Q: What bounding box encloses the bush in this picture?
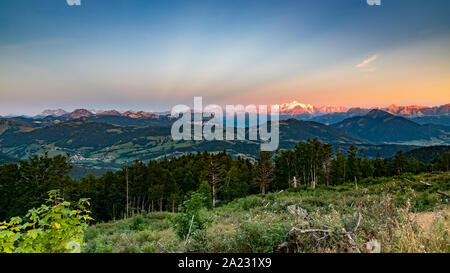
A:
[173,191,210,239]
[227,195,262,211]
[0,190,92,253]
[234,217,289,253]
[129,214,145,231]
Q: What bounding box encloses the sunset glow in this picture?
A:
[0,0,449,115]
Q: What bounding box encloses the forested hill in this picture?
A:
[404,145,450,163]
[1,139,448,223]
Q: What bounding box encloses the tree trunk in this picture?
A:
[125,166,129,218]
[212,172,216,209]
[210,158,217,209]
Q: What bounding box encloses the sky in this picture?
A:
[0,0,449,115]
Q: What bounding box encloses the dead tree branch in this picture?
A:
[344,229,361,253]
[437,191,450,198]
[288,227,330,235]
[185,214,195,246]
[403,178,449,198]
[353,203,362,233]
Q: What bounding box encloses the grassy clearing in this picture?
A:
[83,173,449,253]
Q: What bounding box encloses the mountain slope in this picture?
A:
[409,115,450,126]
[404,145,450,163]
[278,119,367,144]
[88,114,175,127]
[0,119,171,149]
[0,119,37,136]
[307,108,370,124]
[331,110,450,144]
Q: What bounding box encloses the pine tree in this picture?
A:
[256,151,273,195]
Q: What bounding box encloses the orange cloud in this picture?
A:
[355,54,379,68]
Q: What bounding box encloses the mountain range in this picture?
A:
[4,101,446,127]
[0,101,448,171]
[279,102,450,125]
[0,106,449,170]
[279,101,449,117]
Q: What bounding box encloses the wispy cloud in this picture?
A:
[355,54,379,68]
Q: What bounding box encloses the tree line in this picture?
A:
[0,139,448,222]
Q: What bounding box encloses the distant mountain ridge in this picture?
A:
[278,102,449,117]
[45,109,162,119]
[282,103,450,126]
[36,102,449,120]
[41,109,68,117]
[331,109,450,145]
[2,102,449,130]
[383,104,449,117]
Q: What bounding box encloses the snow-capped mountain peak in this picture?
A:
[279,101,347,115]
[280,101,315,113]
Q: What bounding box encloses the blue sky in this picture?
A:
[0,0,449,115]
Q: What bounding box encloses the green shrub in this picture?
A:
[129,214,145,231]
[233,217,289,253]
[0,190,92,253]
[173,191,210,239]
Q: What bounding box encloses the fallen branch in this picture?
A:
[184,214,195,246]
[404,178,431,187]
[437,191,450,198]
[418,180,433,187]
[353,203,362,233]
[288,227,330,235]
[344,230,361,253]
[403,178,449,198]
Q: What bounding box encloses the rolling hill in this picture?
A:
[278,119,366,144]
[0,119,37,136]
[0,118,171,149]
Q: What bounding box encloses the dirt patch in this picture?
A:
[413,208,450,233]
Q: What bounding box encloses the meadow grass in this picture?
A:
[83,172,449,253]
